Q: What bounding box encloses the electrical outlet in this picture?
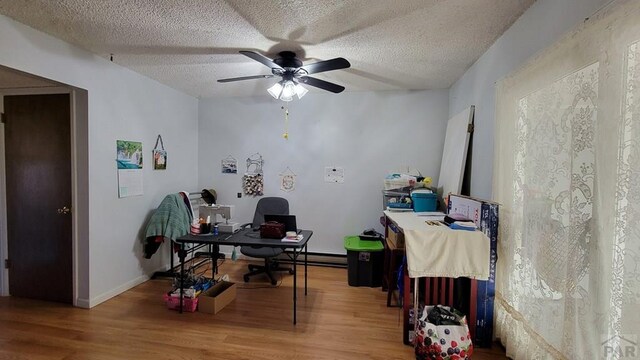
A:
[237,192,242,198]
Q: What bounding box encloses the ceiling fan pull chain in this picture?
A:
[282,106,289,140]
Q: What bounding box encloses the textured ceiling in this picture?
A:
[0,0,535,98]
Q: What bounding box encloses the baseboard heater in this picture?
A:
[276,251,347,268]
[154,248,348,279]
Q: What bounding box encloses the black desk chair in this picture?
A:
[241,197,293,285]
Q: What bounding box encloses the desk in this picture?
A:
[383,211,490,344]
[175,229,313,324]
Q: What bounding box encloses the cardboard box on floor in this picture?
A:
[199,281,236,314]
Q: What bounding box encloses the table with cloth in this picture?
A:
[383,211,490,344]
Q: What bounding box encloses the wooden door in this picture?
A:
[4,94,72,303]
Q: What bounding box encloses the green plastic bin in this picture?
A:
[344,236,384,287]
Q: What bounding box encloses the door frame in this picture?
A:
[0,86,81,306]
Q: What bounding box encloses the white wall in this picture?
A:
[199,90,449,254]
[449,0,610,199]
[0,14,199,306]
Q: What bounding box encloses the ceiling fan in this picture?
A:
[218,50,351,101]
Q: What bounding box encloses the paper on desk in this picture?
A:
[421,215,445,221]
[415,211,445,221]
[386,206,413,212]
[281,234,304,242]
[415,211,445,216]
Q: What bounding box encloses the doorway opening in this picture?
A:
[0,64,88,306]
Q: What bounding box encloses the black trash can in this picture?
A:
[344,236,384,287]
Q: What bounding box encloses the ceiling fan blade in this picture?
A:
[239,51,284,70]
[300,76,345,93]
[299,58,350,75]
[217,74,276,83]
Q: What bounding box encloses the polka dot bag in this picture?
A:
[415,305,473,360]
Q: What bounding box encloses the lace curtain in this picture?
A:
[494,1,640,359]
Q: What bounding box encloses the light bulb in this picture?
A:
[281,81,295,99]
[267,82,283,99]
[294,83,308,99]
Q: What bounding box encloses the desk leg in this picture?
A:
[209,244,215,275]
[293,249,297,325]
[470,279,477,341]
[413,277,419,345]
[304,243,308,296]
[213,244,220,276]
[178,244,186,314]
[403,265,411,345]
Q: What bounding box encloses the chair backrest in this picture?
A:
[251,197,289,228]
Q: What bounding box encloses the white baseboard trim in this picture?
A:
[76,297,91,309]
[77,251,346,309]
[84,272,152,308]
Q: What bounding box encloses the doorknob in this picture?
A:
[57,206,71,215]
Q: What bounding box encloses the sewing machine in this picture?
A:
[199,204,240,233]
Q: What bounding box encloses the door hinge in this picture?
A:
[467,123,474,133]
[1,113,5,124]
[4,259,10,269]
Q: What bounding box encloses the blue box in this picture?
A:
[411,190,437,212]
[475,202,498,347]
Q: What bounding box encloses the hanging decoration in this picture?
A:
[152,135,167,170]
[281,106,289,140]
[221,155,237,174]
[242,153,264,196]
[279,167,296,192]
[243,173,264,196]
[245,152,264,174]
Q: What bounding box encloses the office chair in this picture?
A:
[241,197,294,285]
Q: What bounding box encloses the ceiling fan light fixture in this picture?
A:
[222,51,350,98]
[294,83,308,99]
[280,80,296,101]
[267,80,300,101]
[267,81,283,99]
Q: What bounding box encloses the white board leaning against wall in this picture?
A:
[436,106,474,206]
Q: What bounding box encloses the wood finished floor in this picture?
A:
[0,260,507,359]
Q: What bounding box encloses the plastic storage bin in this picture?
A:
[344,236,384,287]
[411,189,437,212]
[382,186,412,210]
[163,293,198,312]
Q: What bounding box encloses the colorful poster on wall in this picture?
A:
[116,140,143,197]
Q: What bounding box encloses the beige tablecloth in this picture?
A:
[384,211,490,280]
